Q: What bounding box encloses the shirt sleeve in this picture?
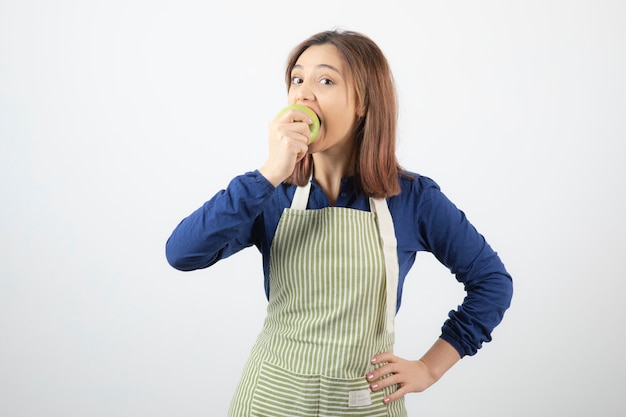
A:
[415,177,513,357]
[165,170,276,271]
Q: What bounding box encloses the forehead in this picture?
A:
[294,44,346,73]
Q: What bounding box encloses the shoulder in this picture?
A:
[390,171,461,225]
[393,170,443,203]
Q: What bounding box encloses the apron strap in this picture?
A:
[291,182,398,334]
[370,197,399,334]
[291,180,312,210]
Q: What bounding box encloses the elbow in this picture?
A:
[165,237,200,272]
[503,272,514,308]
[486,271,513,312]
[166,256,189,272]
[165,237,218,272]
[475,271,514,322]
[165,250,206,272]
[465,250,514,313]
[165,241,190,271]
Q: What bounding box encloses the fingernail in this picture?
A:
[371,383,379,390]
[371,357,377,363]
[383,397,391,404]
[367,373,374,380]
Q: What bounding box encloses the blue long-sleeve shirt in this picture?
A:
[165,170,513,357]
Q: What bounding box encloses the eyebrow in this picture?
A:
[293,63,341,74]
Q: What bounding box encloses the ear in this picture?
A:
[356,102,366,117]
[353,88,366,117]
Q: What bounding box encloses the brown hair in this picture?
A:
[284,30,402,198]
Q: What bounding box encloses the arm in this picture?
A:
[165,171,276,271]
[166,106,312,272]
[368,176,513,402]
[418,180,513,357]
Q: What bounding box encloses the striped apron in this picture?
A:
[229,181,406,417]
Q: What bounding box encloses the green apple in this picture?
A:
[275,104,320,144]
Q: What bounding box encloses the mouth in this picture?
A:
[283,104,321,142]
[308,107,321,126]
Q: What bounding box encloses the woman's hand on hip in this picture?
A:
[367,338,461,404]
[366,353,437,404]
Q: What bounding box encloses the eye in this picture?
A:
[291,76,303,85]
[320,77,334,85]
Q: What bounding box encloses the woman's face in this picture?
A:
[288,44,361,153]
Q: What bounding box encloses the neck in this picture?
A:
[312,147,355,206]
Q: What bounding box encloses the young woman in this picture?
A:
[166,29,513,417]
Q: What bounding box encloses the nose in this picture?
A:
[294,80,314,103]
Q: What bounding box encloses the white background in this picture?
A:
[1,0,624,416]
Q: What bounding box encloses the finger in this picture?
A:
[284,108,314,125]
[369,373,400,391]
[295,144,309,162]
[273,132,309,154]
[277,124,311,144]
[371,352,396,366]
[382,386,409,405]
[368,357,402,381]
[366,364,392,383]
[275,109,314,132]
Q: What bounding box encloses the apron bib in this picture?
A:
[229,182,406,417]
